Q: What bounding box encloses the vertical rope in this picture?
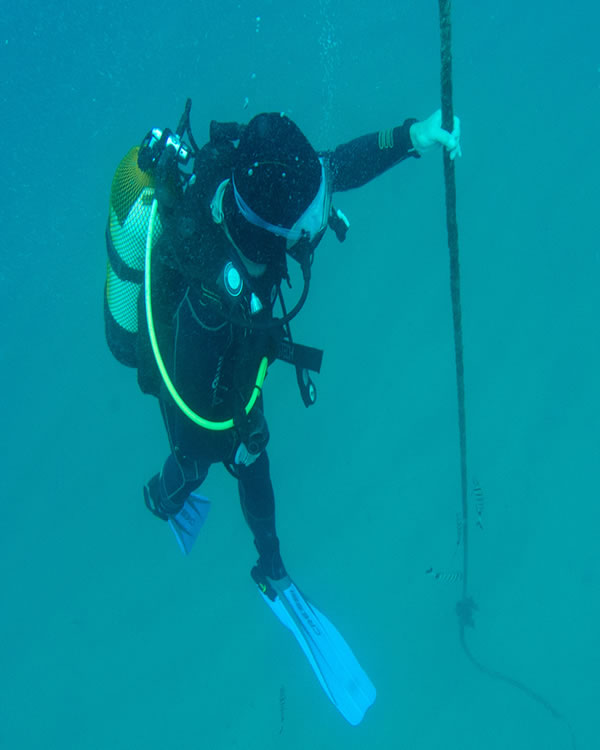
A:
[437,4,577,746]
[438,0,470,610]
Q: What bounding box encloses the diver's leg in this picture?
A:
[238,451,287,580]
[144,381,230,519]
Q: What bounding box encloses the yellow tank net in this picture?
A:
[110,147,154,225]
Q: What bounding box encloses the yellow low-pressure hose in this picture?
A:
[144,198,267,430]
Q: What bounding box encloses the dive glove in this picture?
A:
[410,109,461,160]
[235,408,270,466]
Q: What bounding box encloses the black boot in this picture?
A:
[143,473,185,520]
[250,536,287,601]
[255,534,287,581]
[243,509,287,580]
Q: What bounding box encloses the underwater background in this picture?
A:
[1,0,598,748]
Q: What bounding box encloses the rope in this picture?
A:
[437,3,576,747]
[438,0,469,606]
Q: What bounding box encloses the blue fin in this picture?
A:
[257,575,376,725]
[168,493,211,555]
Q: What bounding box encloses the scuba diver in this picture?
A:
[104,103,460,725]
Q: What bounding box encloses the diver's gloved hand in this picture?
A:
[410,109,461,160]
[143,474,184,520]
[235,442,262,467]
[234,408,270,467]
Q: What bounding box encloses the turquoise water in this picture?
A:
[1,1,598,748]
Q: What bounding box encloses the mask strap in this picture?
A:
[232,161,328,243]
[210,179,230,224]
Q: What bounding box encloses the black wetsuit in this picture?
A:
[140,117,419,579]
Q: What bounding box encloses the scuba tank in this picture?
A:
[104,146,163,367]
[104,111,193,368]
